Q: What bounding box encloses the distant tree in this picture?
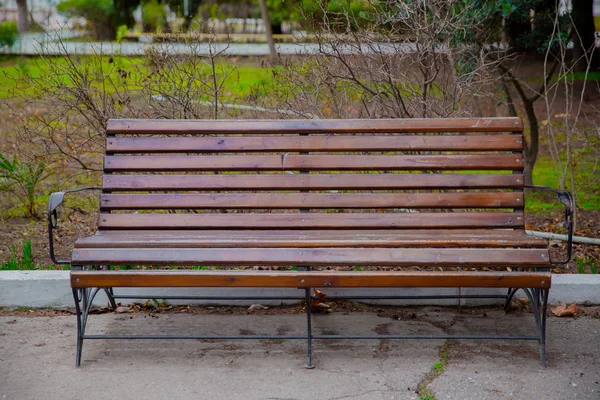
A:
[57,0,116,40]
[571,0,599,71]
[259,0,277,62]
[503,0,567,54]
[502,0,598,71]
[114,0,141,29]
[264,0,297,34]
[16,0,29,32]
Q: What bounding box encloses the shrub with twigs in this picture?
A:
[0,153,49,218]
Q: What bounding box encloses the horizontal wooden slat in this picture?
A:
[100,193,523,210]
[71,270,550,289]
[71,271,550,289]
[107,118,524,134]
[102,174,524,191]
[71,247,549,267]
[98,212,524,229]
[104,155,523,172]
[106,135,524,153]
[75,229,548,249]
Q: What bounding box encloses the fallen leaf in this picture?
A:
[247,304,269,312]
[551,302,579,317]
[313,288,327,298]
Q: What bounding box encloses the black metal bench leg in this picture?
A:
[526,287,550,368]
[305,287,315,369]
[504,288,519,311]
[539,288,550,368]
[72,267,104,368]
[72,287,84,367]
[99,266,117,309]
[103,287,117,309]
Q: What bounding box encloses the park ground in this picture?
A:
[0,303,599,399]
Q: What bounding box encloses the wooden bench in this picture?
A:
[47,118,573,368]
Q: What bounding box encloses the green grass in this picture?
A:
[0,239,35,270]
[576,257,598,274]
[418,340,449,400]
[527,154,600,213]
[0,56,275,100]
[0,56,135,97]
[528,71,600,83]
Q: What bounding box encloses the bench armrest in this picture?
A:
[524,184,574,265]
[48,187,101,265]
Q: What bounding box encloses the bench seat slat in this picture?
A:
[107,118,524,134]
[71,270,550,289]
[98,212,524,229]
[104,155,524,172]
[102,174,524,191]
[100,193,524,210]
[106,135,524,153]
[72,247,549,266]
[75,229,548,248]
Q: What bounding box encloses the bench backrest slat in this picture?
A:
[100,193,523,210]
[106,135,524,153]
[107,118,523,134]
[101,118,524,231]
[104,154,523,172]
[102,174,524,191]
[98,212,523,229]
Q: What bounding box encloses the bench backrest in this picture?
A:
[99,118,525,231]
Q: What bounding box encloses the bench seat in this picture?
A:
[73,229,550,267]
[75,229,548,249]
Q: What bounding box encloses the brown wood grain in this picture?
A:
[102,174,524,191]
[71,247,549,266]
[99,192,524,210]
[97,212,524,229]
[75,229,548,249]
[70,270,550,289]
[106,118,524,134]
[104,155,524,172]
[106,135,524,153]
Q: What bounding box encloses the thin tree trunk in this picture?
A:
[16,0,29,33]
[258,0,277,64]
[520,97,539,186]
[571,0,599,72]
[500,61,559,185]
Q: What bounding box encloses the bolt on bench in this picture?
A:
[48,118,573,368]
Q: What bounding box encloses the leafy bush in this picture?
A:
[0,21,18,48]
[0,153,48,218]
[116,24,128,43]
[142,0,167,33]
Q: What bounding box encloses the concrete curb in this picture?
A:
[1,271,599,308]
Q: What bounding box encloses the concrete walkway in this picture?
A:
[0,31,331,56]
[0,307,598,399]
[5,31,600,57]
